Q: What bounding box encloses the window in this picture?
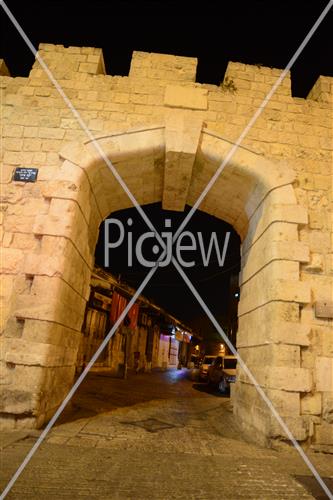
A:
[223,358,237,369]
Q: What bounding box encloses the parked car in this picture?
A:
[208,355,237,393]
[199,355,216,380]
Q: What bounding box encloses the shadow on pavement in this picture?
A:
[294,475,333,500]
[54,368,216,426]
[192,382,229,398]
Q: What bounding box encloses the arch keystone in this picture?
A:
[162,111,203,211]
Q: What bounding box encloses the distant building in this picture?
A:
[76,267,194,376]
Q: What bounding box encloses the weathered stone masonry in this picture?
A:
[0,44,332,450]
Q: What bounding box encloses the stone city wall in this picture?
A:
[0,44,332,450]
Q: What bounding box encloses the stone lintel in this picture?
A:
[164,85,208,110]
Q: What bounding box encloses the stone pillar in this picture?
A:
[233,188,312,445]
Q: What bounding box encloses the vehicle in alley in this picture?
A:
[208,355,237,392]
[199,355,216,380]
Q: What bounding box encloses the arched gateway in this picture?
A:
[1,45,332,451]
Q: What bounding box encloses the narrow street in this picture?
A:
[1,369,333,499]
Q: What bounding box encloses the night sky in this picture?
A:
[1,0,332,94]
[1,0,332,328]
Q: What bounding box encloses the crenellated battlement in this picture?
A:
[31,43,106,77]
[1,43,332,188]
[0,58,10,76]
[307,75,333,103]
[2,43,332,103]
[223,61,291,97]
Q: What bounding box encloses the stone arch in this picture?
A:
[6,122,311,443]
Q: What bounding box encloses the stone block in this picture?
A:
[0,418,16,431]
[301,393,322,415]
[38,127,65,139]
[0,274,14,299]
[326,253,333,274]
[3,316,25,339]
[307,276,333,305]
[164,85,208,110]
[311,326,333,357]
[323,393,333,423]
[3,138,23,151]
[241,239,309,283]
[78,62,99,74]
[7,197,49,217]
[32,199,93,267]
[0,388,37,415]
[163,112,203,211]
[14,276,86,331]
[12,233,39,250]
[304,253,324,273]
[232,382,305,444]
[309,209,326,229]
[315,357,333,391]
[238,366,312,392]
[314,422,333,445]
[0,247,24,273]
[5,337,78,367]
[232,383,271,445]
[307,230,331,253]
[41,178,92,222]
[129,51,197,82]
[246,184,297,219]
[238,318,310,348]
[22,138,42,151]
[272,324,310,346]
[239,263,311,316]
[23,236,91,299]
[2,125,24,138]
[41,138,63,152]
[269,415,309,441]
[266,389,300,416]
[246,203,308,251]
[22,319,81,350]
[0,361,14,385]
[238,344,300,368]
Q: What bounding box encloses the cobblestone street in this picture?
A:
[1,369,333,499]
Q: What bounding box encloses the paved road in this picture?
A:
[1,369,333,499]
